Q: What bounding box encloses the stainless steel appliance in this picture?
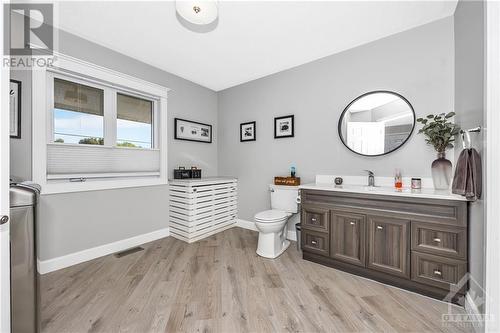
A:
[10,183,40,333]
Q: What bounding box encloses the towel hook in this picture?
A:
[460,126,481,149]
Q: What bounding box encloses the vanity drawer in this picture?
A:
[411,252,467,292]
[411,222,467,260]
[302,206,329,232]
[302,229,329,256]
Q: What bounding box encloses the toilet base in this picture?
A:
[256,230,291,259]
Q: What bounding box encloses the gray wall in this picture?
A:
[11,29,219,260]
[454,0,485,312]
[9,69,31,181]
[218,17,455,224]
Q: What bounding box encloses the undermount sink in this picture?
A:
[363,185,381,190]
[342,184,408,193]
[336,184,383,191]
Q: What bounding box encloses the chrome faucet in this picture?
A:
[364,170,375,187]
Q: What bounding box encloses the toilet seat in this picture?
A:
[254,210,289,222]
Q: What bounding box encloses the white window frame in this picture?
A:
[32,53,169,194]
[47,72,159,149]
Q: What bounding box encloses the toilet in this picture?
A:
[254,184,299,258]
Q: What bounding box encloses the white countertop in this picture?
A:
[169,177,237,186]
[299,183,467,201]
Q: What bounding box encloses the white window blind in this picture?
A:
[46,144,160,179]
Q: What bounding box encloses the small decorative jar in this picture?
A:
[411,178,422,190]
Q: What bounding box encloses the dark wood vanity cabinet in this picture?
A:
[300,189,468,303]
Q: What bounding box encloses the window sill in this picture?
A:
[41,175,167,195]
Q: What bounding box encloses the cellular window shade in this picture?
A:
[117,93,152,124]
[47,144,160,178]
[54,78,104,116]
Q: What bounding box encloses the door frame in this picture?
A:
[485,1,500,331]
[0,2,11,332]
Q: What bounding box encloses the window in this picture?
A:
[117,93,153,148]
[53,78,104,145]
[31,54,169,194]
[49,74,157,149]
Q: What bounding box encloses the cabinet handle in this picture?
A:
[377,225,384,230]
[350,222,355,225]
[311,240,317,245]
[433,238,441,243]
[433,269,442,276]
[311,218,317,222]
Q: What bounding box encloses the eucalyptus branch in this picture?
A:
[416,112,461,153]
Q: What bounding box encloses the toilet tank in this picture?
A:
[270,184,299,213]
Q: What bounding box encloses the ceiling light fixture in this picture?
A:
[176,1,218,26]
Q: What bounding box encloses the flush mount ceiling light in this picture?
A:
[176,1,218,26]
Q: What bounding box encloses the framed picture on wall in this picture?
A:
[174,118,212,143]
[10,79,21,139]
[274,115,294,139]
[240,121,256,142]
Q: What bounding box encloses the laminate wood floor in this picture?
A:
[41,227,472,333]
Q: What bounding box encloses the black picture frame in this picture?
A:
[337,90,416,157]
[174,118,212,143]
[274,115,294,139]
[240,121,256,142]
[10,79,21,139]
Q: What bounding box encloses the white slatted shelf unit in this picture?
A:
[169,177,238,243]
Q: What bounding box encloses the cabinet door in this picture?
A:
[330,211,366,266]
[368,216,410,278]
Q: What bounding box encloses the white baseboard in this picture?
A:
[236,218,297,241]
[465,292,484,332]
[236,218,258,231]
[38,227,170,275]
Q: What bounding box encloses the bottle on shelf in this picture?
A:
[395,169,403,189]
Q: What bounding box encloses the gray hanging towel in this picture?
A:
[452,148,482,200]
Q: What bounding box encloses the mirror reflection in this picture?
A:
[339,91,415,156]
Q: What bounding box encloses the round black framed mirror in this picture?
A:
[338,91,415,157]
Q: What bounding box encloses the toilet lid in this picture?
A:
[255,210,288,222]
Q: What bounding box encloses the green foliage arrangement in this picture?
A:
[78,137,104,145]
[77,138,140,148]
[117,141,139,148]
[416,112,460,153]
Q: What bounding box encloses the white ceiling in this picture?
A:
[56,1,458,91]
